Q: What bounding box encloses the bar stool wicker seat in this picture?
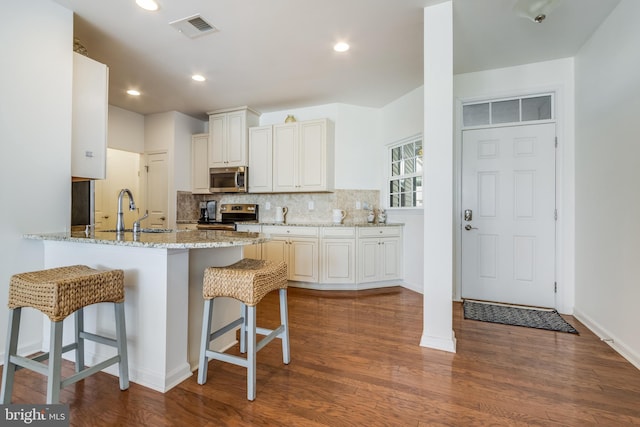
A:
[1,265,129,404]
[198,258,290,401]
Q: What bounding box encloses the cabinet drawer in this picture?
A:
[321,227,355,238]
[262,225,319,237]
[358,226,401,238]
[236,224,261,233]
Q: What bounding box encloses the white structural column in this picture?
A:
[420,1,456,353]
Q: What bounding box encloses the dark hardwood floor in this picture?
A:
[4,286,640,426]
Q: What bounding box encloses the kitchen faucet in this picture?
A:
[116,188,136,233]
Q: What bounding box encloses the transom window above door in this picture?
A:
[463,94,554,128]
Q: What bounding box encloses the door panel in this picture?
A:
[146,152,168,229]
[461,123,556,307]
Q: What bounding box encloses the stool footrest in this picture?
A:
[60,355,121,388]
[205,350,248,368]
[209,317,244,342]
[80,331,117,348]
[9,355,49,376]
[256,325,285,353]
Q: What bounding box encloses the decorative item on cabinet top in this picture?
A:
[284,115,296,123]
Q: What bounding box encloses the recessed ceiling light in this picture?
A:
[136,0,159,12]
[127,89,141,96]
[192,74,206,82]
[333,42,350,53]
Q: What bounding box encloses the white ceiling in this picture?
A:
[54,0,620,120]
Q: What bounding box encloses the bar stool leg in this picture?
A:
[247,305,257,401]
[198,299,214,385]
[279,289,291,365]
[239,303,247,354]
[1,308,21,404]
[47,321,64,404]
[74,308,85,373]
[114,302,129,390]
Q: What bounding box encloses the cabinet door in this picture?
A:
[380,238,401,281]
[225,110,247,167]
[191,134,210,194]
[298,119,326,191]
[289,238,318,282]
[248,126,273,192]
[209,114,226,167]
[321,239,355,283]
[358,239,380,283]
[272,124,298,192]
[72,52,108,179]
[262,238,288,264]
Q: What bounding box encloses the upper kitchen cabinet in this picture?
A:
[71,52,108,179]
[272,118,334,193]
[248,125,273,193]
[191,133,210,194]
[208,107,259,168]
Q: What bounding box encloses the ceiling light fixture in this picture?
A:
[136,0,159,12]
[127,89,141,96]
[513,0,562,23]
[333,42,350,53]
[192,74,206,82]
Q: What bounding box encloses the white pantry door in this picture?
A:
[146,152,168,229]
[461,123,556,307]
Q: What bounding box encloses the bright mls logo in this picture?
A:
[1,405,69,426]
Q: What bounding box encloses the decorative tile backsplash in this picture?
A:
[177,190,380,224]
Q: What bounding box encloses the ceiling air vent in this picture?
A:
[169,14,217,39]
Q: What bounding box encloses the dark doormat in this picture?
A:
[463,300,579,334]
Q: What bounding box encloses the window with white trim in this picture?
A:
[388,134,423,208]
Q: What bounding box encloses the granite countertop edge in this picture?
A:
[24,230,268,249]
[237,222,404,227]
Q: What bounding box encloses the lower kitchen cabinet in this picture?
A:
[261,226,319,282]
[236,224,402,288]
[236,224,262,259]
[358,227,402,284]
[320,227,356,284]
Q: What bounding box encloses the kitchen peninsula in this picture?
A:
[24,229,268,393]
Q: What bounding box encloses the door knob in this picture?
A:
[464,224,478,231]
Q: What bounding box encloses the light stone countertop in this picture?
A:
[238,221,404,227]
[24,229,268,249]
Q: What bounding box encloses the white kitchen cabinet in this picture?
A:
[320,227,356,284]
[262,226,319,282]
[248,126,273,192]
[358,226,402,283]
[272,119,334,193]
[71,52,108,179]
[191,133,210,194]
[236,223,262,259]
[208,107,259,168]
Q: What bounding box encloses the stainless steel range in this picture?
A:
[196,203,258,231]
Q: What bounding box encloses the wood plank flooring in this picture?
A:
[3,286,640,426]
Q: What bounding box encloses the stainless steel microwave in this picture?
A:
[209,166,248,193]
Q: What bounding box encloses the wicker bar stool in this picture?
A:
[198,258,290,401]
[1,265,129,404]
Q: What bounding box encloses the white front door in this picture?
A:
[461,123,556,307]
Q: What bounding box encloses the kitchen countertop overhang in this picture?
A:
[238,221,404,227]
[24,229,268,249]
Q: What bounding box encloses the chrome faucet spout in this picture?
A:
[116,189,136,233]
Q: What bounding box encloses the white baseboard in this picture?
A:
[0,340,43,367]
[573,307,640,371]
[420,331,457,353]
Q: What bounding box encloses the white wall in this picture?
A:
[573,0,640,369]
[173,112,205,192]
[453,57,576,313]
[108,105,145,153]
[0,1,73,358]
[381,86,425,292]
